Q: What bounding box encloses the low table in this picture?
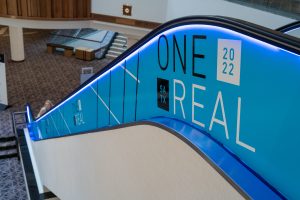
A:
[47,44,74,57]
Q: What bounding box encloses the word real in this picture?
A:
[157,33,255,152]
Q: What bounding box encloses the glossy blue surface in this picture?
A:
[150,117,282,199]
[27,18,300,199]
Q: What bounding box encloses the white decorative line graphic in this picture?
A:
[58,109,71,134]
[121,66,140,83]
[90,86,121,124]
[50,114,60,136]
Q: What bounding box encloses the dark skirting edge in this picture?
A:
[18,129,40,200]
[10,59,25,63]
[0,103,8,111]
[40,191,57,200]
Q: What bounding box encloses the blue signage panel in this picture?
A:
[27,23,300,198]
[96,73,110,127]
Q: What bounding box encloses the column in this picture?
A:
[0,54,8,109]
[9,26,25,62]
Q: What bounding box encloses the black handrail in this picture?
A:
[276,21,300,33]
[33,15,300,121]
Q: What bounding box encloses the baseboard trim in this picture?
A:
[91,13,161,29]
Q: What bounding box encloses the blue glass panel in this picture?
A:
[123,56,138,123]
[96,72,110,128]
[27,21,300,199]
[110,64,124,125]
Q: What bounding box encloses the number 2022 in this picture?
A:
[222,47,234,76]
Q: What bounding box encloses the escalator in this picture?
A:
[25,16,300,199]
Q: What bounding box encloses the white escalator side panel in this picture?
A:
[24,128,45,194]
[29,125,244,200]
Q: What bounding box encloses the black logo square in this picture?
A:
[157,78,169,111]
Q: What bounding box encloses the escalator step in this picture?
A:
[0,144,17,151]
[0,140,16,146]
[0,136,16,142]
[0,152,18,159]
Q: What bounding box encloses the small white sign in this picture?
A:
[217,39,241,86]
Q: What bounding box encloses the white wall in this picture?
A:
[92,0,167,23]
[1,1,295,34]
[28,125,243,200]
[91,0,294,29]
[165,0,295,29]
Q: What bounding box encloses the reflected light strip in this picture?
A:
[50,115,60,136]
[26,105,32,123]
[90,86,121,124]
[58,109,71,134]
[285,27,300,33]
[35,24,299,123]
[121,66,140,83]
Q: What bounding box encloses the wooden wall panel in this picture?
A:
[46,0,52,18]
[20,0,28,17]
[0,0,91,19]
[7,0,18,16]
[63,0,74,18]
[17,0,22,16]
[52,0,63,18]
[30,0,39,17]
[76,0,84,18]
[86,0,91,17]
[39,0,47,17]
[73,0,77,18]
[27,0,32,16]
[82,0,88,17]
[36,0,40,16]
[0,0,8,15]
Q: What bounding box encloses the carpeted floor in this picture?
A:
[0,110,27,200]
[0,28,112,115]
[0,157,27,200]
[0,28,113,200]
[0,111,14,138]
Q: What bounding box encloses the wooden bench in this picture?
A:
[47,43,74,57]
[75,47,95,61]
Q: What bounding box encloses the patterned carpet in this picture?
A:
[0,110,27,200]
[0,111,14,138]
[0,28,113,199]
[0,28,112,115]
[0,157,27,200]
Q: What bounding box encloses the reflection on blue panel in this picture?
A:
[150,117,283,200]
